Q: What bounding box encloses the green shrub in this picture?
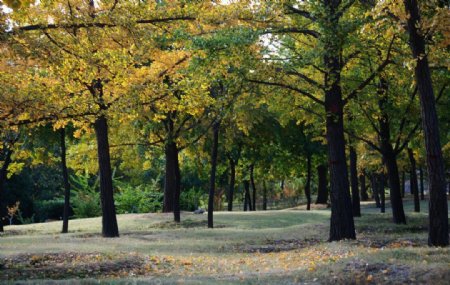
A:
[70,174,101,218]
[180,187,207,211]
[115,178,163,214]
[33,198,65,222]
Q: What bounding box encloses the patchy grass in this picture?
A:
[0,199,449,284]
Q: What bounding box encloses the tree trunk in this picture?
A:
[227,157,235,212]
[163,142,176,213]
[380,174,386,214]
[323,0,355,241]
[404,0,448,246]
[250,164,257,211]
[60,128,71,234]
[173,142,181,223]
[401,171,406,198]
[243,180,252,211]
[262,180,268,210]
[94,115,119,237]
[305,154,312,210]
[408,148,420,212]
[350,146,361,217]
[207,122,219,228]
[419,167,425,200]
[0,147,13,232]
[371,174,381,208]
[315,164,328,204]
[360,172,369,202]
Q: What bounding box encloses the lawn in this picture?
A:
[0,199,449,284]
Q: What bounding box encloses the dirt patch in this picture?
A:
[236,238,323,253]
[0,252,173,281]
[342,261,412,284]
[152,220,226,229]
[356,238,424,249]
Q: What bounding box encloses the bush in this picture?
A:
[180,188,207,211]
[33,199,65,222]
[70,174,101,218]
[115,178,163,214]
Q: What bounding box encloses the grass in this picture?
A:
[0,199,449,284]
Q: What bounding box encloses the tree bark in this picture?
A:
[350,146,361,217]
[315,164,328,204]
[94,115,119,237]
[360,172,369,202]
[227,157,235,212]
[408,148,420,212]
[173,142,181,223]
[243,180,252,211]
[371,174,381,208]
[60,128,71,234]
[380,174,386,214]
[207,122,220,228]
[401,171,406,198]
[250,164,257,211]
[404,0,448,246]
[163,142,175,213]
[305,154,312,210]
[0,147,13,232]
[419,167,425,200]
[262,180,268,210]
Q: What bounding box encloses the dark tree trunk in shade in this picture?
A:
[315,165,328,204]
[419,167,425,200]
[360,172,369,202]
[0,148,13,232]
[94,115,119,237]
[401,171,406,198]
[380,175,386,214]
[404,0,448,246]
[371,174,381,208]
[262,180,268,210]
[60,128,71,234]
[378,80,406,224]
[163,142,175,213]
[227,157,235,212]
[207,122,219,228]
[350,146,361,217]
[408,148,421,213]
[250,164,257,211]
[305,154,312,210]
[172,142,181,223]
[323,0,355,241]
[243,180,252,211]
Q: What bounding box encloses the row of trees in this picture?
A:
[0,1,448,245]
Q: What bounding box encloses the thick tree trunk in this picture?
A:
[360,172,369,202]
[60,128,71,234]
[305,154,312,210]
[371,174,381,208]
[350,146,361,217]
[401,171,406,198]
[419,167,425,200]
[315,165,328,204]
[243,180,252,211]
[323,0,355,241]
[173,143,181,223]
[0,147,13,232]
[227,157,235,212]
[250,164,257,211]
[262,180,268,211]
[404,0,448,246]
[208,122,219,228]
[408,148,420,212]
[94,115,119,237]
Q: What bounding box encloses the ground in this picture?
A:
[0,199,449,284]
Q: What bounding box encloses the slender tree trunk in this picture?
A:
[380,174,386,214]
[315,164,328,204]
[323,0,355,241]
[227,157,235,212]
[208,122,219,228]
[419,167,425,200]
[243,180,252,211]
[60,128,71,234]
[305,154,312,210]
[360,172,369,202]
[94,115,119,237]
[262,180,268,210]
[401,171,406,198]
[250,164,257,211]
[408,148,421,212]
[404,0,448,246]
[350,146,361,217]
[163,142,175,213]
[0,148,13,232]
[371,174,381,208]
[173,142,181,223]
